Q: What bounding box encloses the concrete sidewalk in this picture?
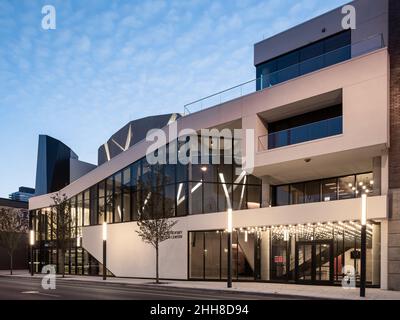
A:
[1,270,400,300]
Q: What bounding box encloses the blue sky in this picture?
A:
[0,0,349,198]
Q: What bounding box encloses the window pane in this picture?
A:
[203,183,218,213]
[277,51,299,69]
[84,190,90,226]
[132,190,141,221]
[164,184,176,218]
[300,41,324,61]
[304,181,320,203]
[123,167,131,186]
[191,182,203,214]
[338,175,355,200]
[152,186,164,218]
[122,188,131,222]
[90,186,98,225]
[322,178,338,201]
[275,185,289,206]
[233,184,247,210]
[114,173,122,223]
[290,183,304,204]
[205,231,221,279]
[106,177,113,223]
[176,182,188,216]
[247,185,261,209]
[189,232,204,279]
[131,162,141,188]
[324,31,351,52]
[356,173,374,197]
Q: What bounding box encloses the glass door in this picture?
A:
[295,240,334,284]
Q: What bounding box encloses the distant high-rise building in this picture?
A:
[34,135,96,196]
[9,186,35,202]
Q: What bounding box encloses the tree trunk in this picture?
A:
[62,248,65,278]
[10,253,13,275]
[156,246,159,284]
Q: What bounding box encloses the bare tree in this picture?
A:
[0,208,29,275]
[50,193,72,278]
[136,218,178,284]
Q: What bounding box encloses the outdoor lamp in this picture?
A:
[361,193,367,226]
[360,193,367,297]
[29,230,35,276]
[29,230,35,246]
[102,221,108,241]
[227,208,233,233]
[102,222,108,280]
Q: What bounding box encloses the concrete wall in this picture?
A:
[254,0,388,65]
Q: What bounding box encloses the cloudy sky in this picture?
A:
[0,0,349,198]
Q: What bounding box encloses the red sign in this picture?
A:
[274,256,284,263]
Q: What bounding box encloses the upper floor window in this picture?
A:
[264,105,343,150]
[272,172,375,207]
[256,31,351,90]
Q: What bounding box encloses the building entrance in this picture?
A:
[295,240,334,284]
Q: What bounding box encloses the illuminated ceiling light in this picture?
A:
[362,185,366,190]
[348,183,353,188]
[352,187,356,191]
[365,189,370,194]
[359,182,363,186]
[201,166,207,172]
[370,180,374,185]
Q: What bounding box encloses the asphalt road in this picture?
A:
[0,276,304,300]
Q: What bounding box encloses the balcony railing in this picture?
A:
[183,34,384,115]
[258,116,343,151]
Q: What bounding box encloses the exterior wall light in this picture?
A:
[360,193,367,297]
[29,230,35,276]
[102,222,108,280]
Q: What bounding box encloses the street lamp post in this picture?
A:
[360,193,367,297]
[102,222,107,281]
[219,173,233,288]
[227,208,233,288]
[29,230,35,276]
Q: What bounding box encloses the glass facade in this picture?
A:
[272,173,375,207]
[189,221,381,286]
[256,31,351,89]
[30,136,262,275]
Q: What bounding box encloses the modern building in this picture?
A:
[98,113,181,165]
[9,187,35,202]
[29,0,400,290]
[0,198,29,270]
[34,135,96,196]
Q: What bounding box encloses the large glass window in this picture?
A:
[305,181,320,203]
[322,178,338,202]
[274,185,289,206]
[122,168,131,222]
[114,173,122,223]
[257,30,351,89]
[290,183,304,205]
[338,175,355,200]
[273,173,374,207]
